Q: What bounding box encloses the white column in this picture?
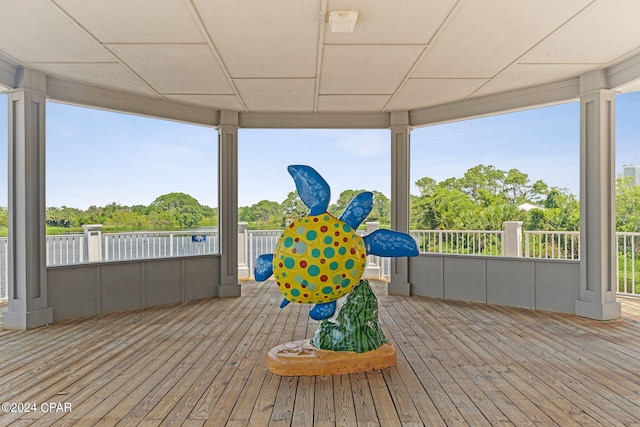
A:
[3,68,52,329]
[389,111,412,295]
[575,70,621,320]
[217,111,241,297]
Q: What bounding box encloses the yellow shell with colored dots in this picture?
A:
[273,213,367,304]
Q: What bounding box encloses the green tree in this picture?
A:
[46,206,82,228]
[103,210,150,230]
[504,168,530,204]
[616,177,640,232]
[148,192,204,228]
[459,164,505,204]
[369,191,390,225]
[200,205,218,226]
[240,200,283,228]
[328,190,363,217]
[281,191,308,223]
[412,185,480,230]
[0,207,7,228]
[410,164,574,231]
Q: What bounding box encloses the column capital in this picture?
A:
[390,110,410,128]
[16,67,46,93]
[219,110,239,127]
[579,70,617,97]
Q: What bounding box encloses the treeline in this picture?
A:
[411,164,580,231]
[44,192,218,232]
[3,164,640,236]
[239,190,391,229]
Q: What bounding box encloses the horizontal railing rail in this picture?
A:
[2,227,639,301]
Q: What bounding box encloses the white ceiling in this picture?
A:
[2,0,640,124]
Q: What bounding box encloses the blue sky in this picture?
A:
[0,92,639,209]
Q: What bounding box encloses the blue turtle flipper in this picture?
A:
[309,301,337,320]
[287,165,330,216]
[364,229,419,257]
[254,253,274,281]
[280,298,290,309]
[339,191,373,230]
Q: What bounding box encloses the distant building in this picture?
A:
[623,163,640,185]
[517,202,543,211]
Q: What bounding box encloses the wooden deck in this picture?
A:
[1,282,640,426]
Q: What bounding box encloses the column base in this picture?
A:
[218,283,242,297]
[575,299,621,320]
[237,266,250,279]
[363,266,381,279]
[2,307,53,330]
[388,281,410,296]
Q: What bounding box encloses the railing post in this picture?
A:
[503,221,523,257]
[238,222,249,279]
[83,224,103,262]
[364,222,381,279]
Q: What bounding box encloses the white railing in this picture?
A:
[617,232,640,296]
[246,230,281,278]
[524,230,580,260]
[47,234,84,265]
[2,227,640,301]
[410,230,505,256]
[103,230,220,261]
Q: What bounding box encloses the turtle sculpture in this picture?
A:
[255,165,419,321]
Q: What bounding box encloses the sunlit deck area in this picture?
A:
[1,281,639,426]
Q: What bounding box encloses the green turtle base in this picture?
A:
[266,339,396,376]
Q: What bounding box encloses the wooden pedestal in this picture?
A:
[266,339,396,376]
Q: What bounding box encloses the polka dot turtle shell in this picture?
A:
[273,213,367,305]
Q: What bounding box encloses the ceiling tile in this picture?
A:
[320,45,424,94]
[194,0,320,78]
[54,0,205,43]
[31,63,156,97]
[324,0,457,45]
[0,1,112,63]
[234,79,315,112]
[412,0,592,78]
[473,63,596,98]
[108,44,234,94]
[387,78,487,111]
[317,95,390,112]
[522,0,640,64]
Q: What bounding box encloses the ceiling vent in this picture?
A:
[328,10,359,33]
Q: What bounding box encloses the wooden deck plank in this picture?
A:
[418,299,565,426]
[1,281,640,426]
[401,296,554,426]
[158,288,275,425]
[102,293,253,425]
[121,295,255,426]
[268,301,311,425]
[225,292,297,425]
[381,296,473,425]
[312,375,335,427]
[449,300,632,426]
